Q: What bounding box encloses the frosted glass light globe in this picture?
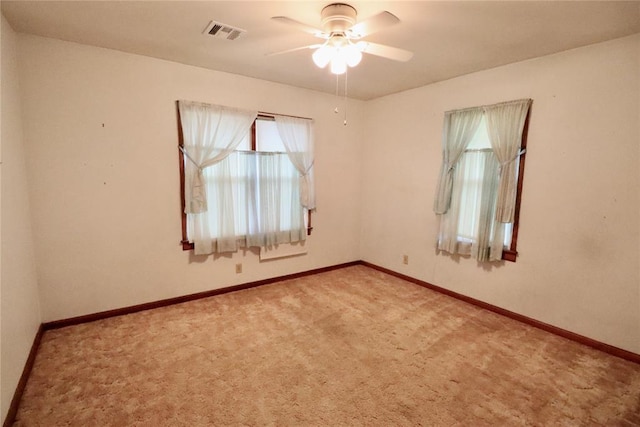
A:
[312,45,333,68]
[330,56,347,75]
[344,44,362,67]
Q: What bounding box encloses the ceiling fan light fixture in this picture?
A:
[274,3,412,76]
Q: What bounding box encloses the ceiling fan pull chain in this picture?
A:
[334,73,340,114]
[344,68,348,126]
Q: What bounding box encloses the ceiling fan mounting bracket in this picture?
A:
[321,3,357,34]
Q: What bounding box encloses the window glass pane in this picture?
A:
[467,116,491,150]
[503,222,513,247]
[236,133,251,151]
[455,150,512,249]
[456,151,486,241]
[256,119,286,152]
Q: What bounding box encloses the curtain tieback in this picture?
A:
[498,148,526,173]
[179,146,202,170]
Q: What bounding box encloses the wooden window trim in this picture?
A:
[177,104,312,251]
[501,106,531,262]
[176,104,193,250]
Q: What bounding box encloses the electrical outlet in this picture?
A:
[403,255,409,265]
[235,263,242,274]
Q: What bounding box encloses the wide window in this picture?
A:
[434,99,531,262]
[178,101,314,255]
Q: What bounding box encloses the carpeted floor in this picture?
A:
[14,265,640,426]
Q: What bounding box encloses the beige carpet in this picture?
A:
[14,265,640,426]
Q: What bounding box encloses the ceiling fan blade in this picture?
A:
[357,41,414,62]
[347,11,399,39]
[266,44,323,57]
[271,16,327,38]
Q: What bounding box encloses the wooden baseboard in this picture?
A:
[360,261,640,365]
[43,261,361,330]
[3,323,44,427]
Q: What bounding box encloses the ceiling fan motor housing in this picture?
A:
[321,3,357,33]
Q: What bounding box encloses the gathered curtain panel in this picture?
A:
[473,151,506,262]
[178,100,257,214]
[437,150,506,262]
[245,152,306,249]
[274,115,316,210]
[187,152,241,254]
[433,108,484,214]
[484,99,532,223]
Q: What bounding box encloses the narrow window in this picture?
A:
[434,99,531,262]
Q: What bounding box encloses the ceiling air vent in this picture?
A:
[203,20,246,41]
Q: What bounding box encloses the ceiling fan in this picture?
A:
[270,3,413,75]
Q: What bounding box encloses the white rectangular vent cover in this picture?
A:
[203,20,246,40]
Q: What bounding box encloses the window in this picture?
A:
[434,99,531,262]
[455,117,513,248]
[178,103,313,254]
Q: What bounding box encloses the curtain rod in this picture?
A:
[258,111,312,121]
[177,100,312,122]
[445,98,532,115]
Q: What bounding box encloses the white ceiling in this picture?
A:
[3,1,639,100]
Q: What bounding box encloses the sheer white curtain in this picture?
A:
[245,152,305,248]
[178,100,257,214]
[437,150,505,261]
[472,151,504,262]
[187,151,304,254]
[187,152,245,254]
[433,108,484,214]
[484,99,532,222]
[274,116,315,210]
[179,100,256,254]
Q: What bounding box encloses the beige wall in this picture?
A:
[0,16,42,421]
[360,34,640,354]
[17,34,364,322]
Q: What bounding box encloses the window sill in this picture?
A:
[502,250,517,262]
[181,227,314,252]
